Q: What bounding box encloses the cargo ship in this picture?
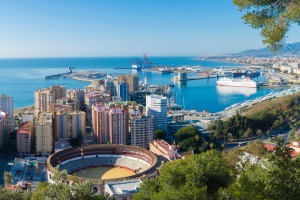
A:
[216,77,258,88]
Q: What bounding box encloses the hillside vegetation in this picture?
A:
[208,92,300,140]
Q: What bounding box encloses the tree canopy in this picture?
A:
[135,138,300,199]
[174,125,200,142]
[233,0,300,51]
[154,129,167,140]
[133,150,231,200]
[69,133,83,147]
[1,168,114,200]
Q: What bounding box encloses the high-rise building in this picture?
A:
[0,111,8,148]
[105,80,116,97]
[34,86,66,116]
[146,95,168,132]
[17,121,33,156]
[35,112,53,156]
[130,114,154,149]
[116,82,129,101]
[22,111,34,123]
[126,74,139,93]
[0,94,14,132]
[92,104,110,144]
[92,104,127,145]
[49,104,73,113]
[109,107,128,144]
[66,89,85,110]
[53,111,86,141]
[116,75,139,93]
[84,80,106,93]
[84,92,111,126]
[55,98,80,111]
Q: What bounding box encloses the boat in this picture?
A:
[246,70,260,77]
[233,70,246,77]
[158,68,172,74]
[216,77,258,88]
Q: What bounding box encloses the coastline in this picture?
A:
[14,105,34,115]
[192,57,244,66]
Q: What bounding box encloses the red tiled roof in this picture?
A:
[264,144,275,151]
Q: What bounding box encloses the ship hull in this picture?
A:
[217,77,258,88]
[217,83,257,88]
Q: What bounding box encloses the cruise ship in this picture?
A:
[217,77,258,88]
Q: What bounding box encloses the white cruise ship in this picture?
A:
[217,77,258,88]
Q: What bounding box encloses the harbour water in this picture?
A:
[0,57,276,112]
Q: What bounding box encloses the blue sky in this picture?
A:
[0,0,299,58]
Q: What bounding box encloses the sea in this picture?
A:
[0,57,276,113]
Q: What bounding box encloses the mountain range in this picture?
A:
[233,42,300,57]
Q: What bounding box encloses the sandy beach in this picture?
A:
[14,105,34,115]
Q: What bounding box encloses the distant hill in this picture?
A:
[234,42,300,57]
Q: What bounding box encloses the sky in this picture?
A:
[0,0,299,58]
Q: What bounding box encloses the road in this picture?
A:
[225,129,290,150]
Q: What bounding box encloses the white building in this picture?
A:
[146,95,167,132]
[22,111,34,123]
[105,179,142,200]
[0,94,14,132]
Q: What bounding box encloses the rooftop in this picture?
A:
[18,121,32,134]
[106,179,142,195]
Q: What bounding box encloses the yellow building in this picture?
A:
[116,74,139,93]
[35,112,53,156]
[53,110,86,141]
[34,86,66,116]
[130,115,154,149]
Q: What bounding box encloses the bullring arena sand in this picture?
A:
[72,166,135,179]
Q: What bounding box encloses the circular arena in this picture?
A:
[47,144,161,194]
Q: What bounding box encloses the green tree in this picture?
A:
[3,171,13,186]
[69,133,83,147]
[225,137,300,200]
[179,137,198,151]
[233,0,300,51]
[31,182,49,200]
[0,187,31,200]
[154,129,167,140]
[243,140,268,157]
[133,150,230,199]
[174,125,200,142]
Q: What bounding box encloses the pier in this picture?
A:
[45,67,73,79]
[172,72,220,81]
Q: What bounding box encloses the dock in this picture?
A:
[113,67,137,69]
[45,67,73,79]
[172,75,220,81]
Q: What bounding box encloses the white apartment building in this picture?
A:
[146,95,167,132]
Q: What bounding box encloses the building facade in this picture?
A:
[0,111,8,148]
[17,121,33,156]
[146,95,168,132]
[92,104,128,145]
[116,82,129,101]
[53,111,86,141]
[0,94,14,133]
[35,112,53,156]
[116,74,139,93]
[66,89,85,110]
[34,86,66,116]
[55,98,80,111]
[130,115,154,149]
[150,139,184,161]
